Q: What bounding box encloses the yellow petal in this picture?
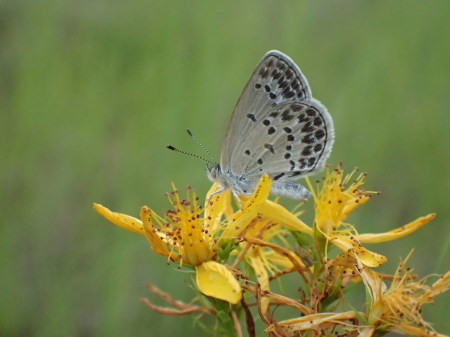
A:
[359,266,385,305]
[246,250,270,313]
[341,194,371,220]
[93,203,144,234]
[195,261,242,304]
[418,271,450,304]
[140,206,175,259]
[331,235,387,267]
[356,214,435,243]
[204,183,233,232]
[222,174,271,238]
[260,200,312,235]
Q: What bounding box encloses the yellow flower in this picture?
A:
[94,175,274,304]
[221,176,310,314]
[244,219,303,314]
[309,165,435,267]
[360,252,450,337]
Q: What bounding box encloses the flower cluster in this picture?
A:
[94,164,448,337]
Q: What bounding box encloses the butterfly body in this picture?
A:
[208,50,334,200]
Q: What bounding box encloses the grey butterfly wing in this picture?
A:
[220,50,313,171]
[241,100,334,182]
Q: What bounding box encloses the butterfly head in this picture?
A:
[206,164,221,183]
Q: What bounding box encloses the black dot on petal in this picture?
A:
[255,83,261,89]
[263,119,270,126]
[264,85,271,92]
[269,92,277,99]
[286,145,292,150]
[287,135,295,142]
[269,112,279,117]
[268,127,276,135]
[244,149,251,156]
[283,127,292,133]
[257,158,263,165]
[284,153,291,159]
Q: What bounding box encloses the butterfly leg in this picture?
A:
[207,184,226,202]
[271,181,312,200]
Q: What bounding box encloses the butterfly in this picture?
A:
[206,50,334,200]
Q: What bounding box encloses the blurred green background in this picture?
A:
[1,0,449,336]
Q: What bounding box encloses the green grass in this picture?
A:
[1,0,449,336]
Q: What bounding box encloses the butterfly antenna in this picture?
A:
[166,145,215,166]
[186,129,217,163]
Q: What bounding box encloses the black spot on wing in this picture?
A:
[273,173,285,181]
[313,117,323,126]
[290,170,304,177]
[302,146,313,156]
[301,122,316,133]
[302,134,315,144]
[298,113,310,123]
[247,113,256,122]
[306,109,317,117]
[281,109,295,121]
[315,129,325,140]
[313,143,323,152]
[291,103,304,112]
[289,160,295,170]
[264,143,275,154]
